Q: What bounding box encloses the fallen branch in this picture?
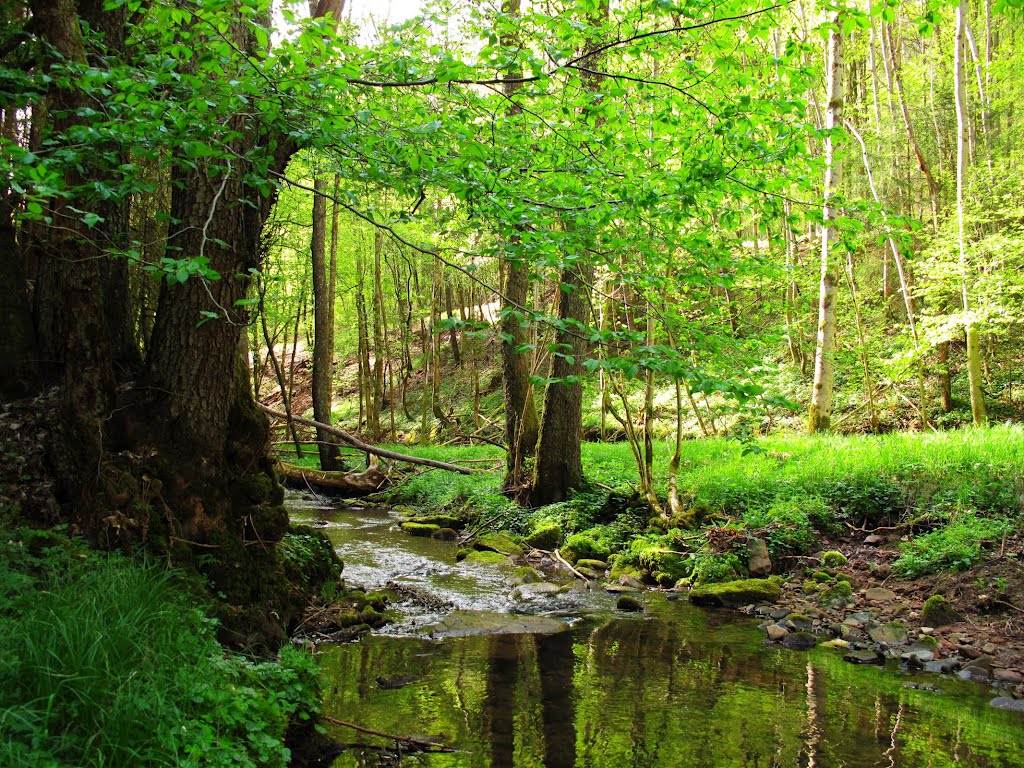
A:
[258,404,476,475]
[554,548,591,582]
[321,715,457,752]
[278,462,388,494]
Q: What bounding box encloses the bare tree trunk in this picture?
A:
[370,228,385,438]
[955,0,988,426]
[886,23,940,231]
[311,173,340,470]
[809,15,844,434]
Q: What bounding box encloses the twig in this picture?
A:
[320,715,457,752]
[993,599,1024,615]
[554,548,591,582]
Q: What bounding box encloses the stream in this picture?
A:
[288,496,1024,767]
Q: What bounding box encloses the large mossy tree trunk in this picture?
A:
[18,0,346,648]
[529,261,593,506]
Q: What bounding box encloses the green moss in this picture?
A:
[689,576,783,608]
[561,532,612,564]
[802,580,820,594]
[692,553,742,586]
[819,579,853,606]
[921,595,964,627]
[576,558,608,570]
[820,550,848,567]
[464,550,510,566]
[812,571,832,583]
[510,566,544,585]
[401,522,441,537]
[277,525,343,594]
[407,514,463,529]
[637,547,689,586]
[474,532,524,556]
[524,521,563,550]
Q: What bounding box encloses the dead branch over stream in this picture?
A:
[258,403,477,475]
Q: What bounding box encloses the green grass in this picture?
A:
[0,532,321,768]
[370,426,1024,580]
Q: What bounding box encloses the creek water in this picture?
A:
[288,496,1024,767]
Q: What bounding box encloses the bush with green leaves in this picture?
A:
[0,535,322,768]
[742,495,829,557]
[893,514,1014,577]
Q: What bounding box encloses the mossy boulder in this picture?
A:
[277,525,343,594]
[820,550,848,568]
[464,550,511,566]
[561,533,611,564]
[819,579,853,607]
[689,576,783,608]
[431,527,459,541]
[812,571,832,583]
[524,522,563,550]
[510,566,544,585]
[576,558,608,571]
[401,522,441,537]
[408,514,463,529]
[638,547,689,586]
[474,532,524,556]
[922,595,963,627]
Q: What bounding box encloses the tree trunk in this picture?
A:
[808,15,844,434]
[955,0,988,426]
[311,173,340,470]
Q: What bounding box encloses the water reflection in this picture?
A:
[318,599,1024,767]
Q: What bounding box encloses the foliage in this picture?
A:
[0,531,321,768]
[742,495,828,558]
[893,514,1014,577]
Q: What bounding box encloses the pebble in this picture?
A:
[989,697,1024,713]
[845,649,884,665]
[766,624,790,642]
[866,587,898,603]
[781,632,818,651]
[865,535,883,545]
[994,669,1024,684]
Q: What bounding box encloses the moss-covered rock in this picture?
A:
[524,522,562,550]
[561,532,611,564]
[473,532,523,556]
[576,558,608,571]
[408,514,463,529]
[922,595,963,627]
[638,547,689,586]
[401,522,441,537]
[510,566,544,585]
[819,579,853,607]
[812,570,832,583]
[431,527,458,541]
[689,576,783,608]
[820,550,848,567]
[277,525,343,594]
[464,550,510,566]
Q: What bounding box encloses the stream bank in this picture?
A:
[289,495,1024,767]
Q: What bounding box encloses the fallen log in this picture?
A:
[258,403,477,475]
[278,462,389,495]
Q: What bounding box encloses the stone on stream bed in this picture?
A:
[421,610,569,638]
[690,577,783,608]
[463,550,511,566]
[921,595,963,627]
[401,522,440,537]
[868,621,909,646]
[616,595,644,612]
[510,566,544,585]
[473,532,524,557]
[512,582,563,601]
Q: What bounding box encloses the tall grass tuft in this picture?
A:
[0,538,321,768]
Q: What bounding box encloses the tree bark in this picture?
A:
[955,0,988,426]
[808,15,844,434]
[311,173,340,470]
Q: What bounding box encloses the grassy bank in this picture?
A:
[0,528,323,768]
[367,426,1024,585]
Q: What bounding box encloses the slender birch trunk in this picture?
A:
[808,15,844,434]
[955,0,988,426]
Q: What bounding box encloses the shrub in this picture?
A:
[743,495,828,557]
[893,514,1013,577]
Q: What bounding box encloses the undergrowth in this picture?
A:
[0,529,322,768]
[366,427,1023,583]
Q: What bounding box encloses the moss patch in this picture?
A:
[922,595,964,627]
[474,532,524,556]
[464,550,511,566]
[689,576,783,608]
[524,522,562,550]
[820,550,848,567]
[401,522,441,537]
